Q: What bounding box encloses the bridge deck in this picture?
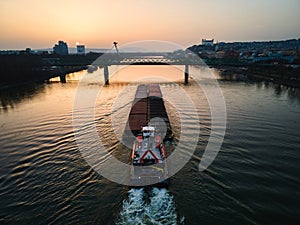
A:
[93,53,204,66]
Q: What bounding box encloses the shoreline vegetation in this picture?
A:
[0,53,299,89]
[212,63,300,88]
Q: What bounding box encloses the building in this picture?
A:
[25,48,33,54]
[53,41,69,55]
[77,45,85,54]
[0,50,21,55]
[202,39,214,47]
[189,38,216,52]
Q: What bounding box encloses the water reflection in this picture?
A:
[287,87,300,104]
[1,68,300,114]
[264,81,270,89]
[212,67,300,103]
[0,82,46,112]
[212,68,248,82]
[274,84,283,96]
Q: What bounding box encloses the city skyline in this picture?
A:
[0,0,299,50]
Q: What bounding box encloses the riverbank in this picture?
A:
[213,64,300,88]
[0,53,102,85]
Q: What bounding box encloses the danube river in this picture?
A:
[0,66,299,224]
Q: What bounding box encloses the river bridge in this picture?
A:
[92,52,205,85]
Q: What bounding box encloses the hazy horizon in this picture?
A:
[1,0,299,50]
[1,38,300,52]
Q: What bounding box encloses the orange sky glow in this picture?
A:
[0,0,299,50]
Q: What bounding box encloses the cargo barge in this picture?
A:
[123,84,172,187]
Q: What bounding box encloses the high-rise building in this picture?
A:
[77,45,85,54]
[53,41,69,55]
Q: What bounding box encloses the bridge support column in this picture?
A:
[104,65,109,85]
[184,64,189,85]
[60,74,66,83]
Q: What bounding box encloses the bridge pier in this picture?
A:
[59,74,66,83]
[104,65,109,85]
[184,64,189,85]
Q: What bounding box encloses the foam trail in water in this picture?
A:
[117,188,184,225]
[145,188,179,225]
[117,188,146,225]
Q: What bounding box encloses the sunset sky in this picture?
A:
[0,0,299,50]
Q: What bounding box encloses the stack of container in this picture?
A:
[128,85,148,132]
[123,84,172,142]
[148,84,170,136]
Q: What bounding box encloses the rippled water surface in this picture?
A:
[0,66,299,224]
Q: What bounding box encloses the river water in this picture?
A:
[0,66,299,225]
